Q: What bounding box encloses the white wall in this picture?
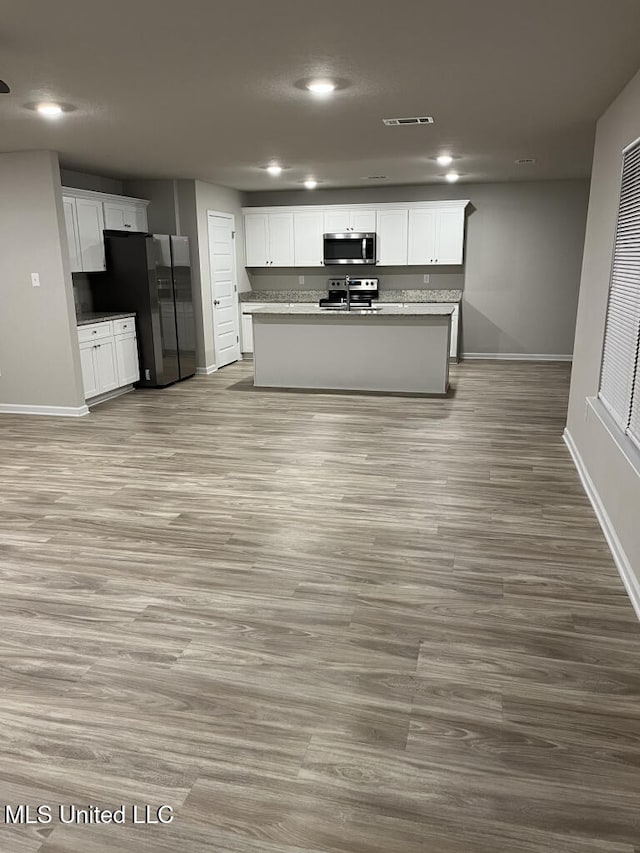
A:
[566,68,640,598]
[0,151,85,411]
[245,180,589,358]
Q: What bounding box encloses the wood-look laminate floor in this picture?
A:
[0,360,639,853]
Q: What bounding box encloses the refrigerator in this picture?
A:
[95,232,196,387]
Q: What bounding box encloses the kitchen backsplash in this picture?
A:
[72,274,94,315]
[245,266,464,294]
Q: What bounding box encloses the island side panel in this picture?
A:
[252,314,450,394]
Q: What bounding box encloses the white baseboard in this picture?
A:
[87,386,133,407]
[463,352,573,362]
[0,402,89,417]
[196,365,217,375]
[563,428,640,622]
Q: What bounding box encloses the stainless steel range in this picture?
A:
[319,277,379,310]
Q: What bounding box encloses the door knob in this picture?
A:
[214,299,220,306]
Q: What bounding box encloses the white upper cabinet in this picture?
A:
[377,209,408,266]
[104,201,148,232]
[245,212,294,266]
[75,197,106,272]
[268,213,295,266]
[324,209,376,233]
[351,209,377,232]
[244,213,269,266]
[293,211,324,267]
[434,207,466,264]
[62,188,149,274]
[62,196,82,273]
[408,206,466,265]
[243,201,468,269]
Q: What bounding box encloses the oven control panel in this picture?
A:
[328,278,379,291]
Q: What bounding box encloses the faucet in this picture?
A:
[345,275,351,311]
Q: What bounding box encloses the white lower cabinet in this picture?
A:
[115,333,140,385]
[77,319,140,401]
[241,304,267,353]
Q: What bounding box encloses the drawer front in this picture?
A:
[78,321,113,342]
[113,317,136,336]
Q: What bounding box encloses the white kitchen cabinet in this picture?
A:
[62,196,82,273]
[377,209,408,265]
[293,211,324,266]
[63,195,106,272]
[75,198,106,272]
[241,304,267,353]
[78,337,117,398]
[243,201,468,269]
[408,207,465,265]
[115,333,140,385]
[103,201,148,232]
[245,212,294,266]
[94,338,119,393]
[269,213,295,265]
[324,209,376,233]
[77,318,139,401]
[244,214,269,266]
[79,341,99,398]
[62,188,149,274]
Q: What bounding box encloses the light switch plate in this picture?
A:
[423,274,430,284]
[298,275,305,285]
[31,273,40,287]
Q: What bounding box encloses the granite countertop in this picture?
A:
[239,289,462,304]
[250,304,455,317]
[76,311,136,326]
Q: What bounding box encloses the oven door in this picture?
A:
[323,233,377,265]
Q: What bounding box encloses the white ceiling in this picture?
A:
[2,0,640,190]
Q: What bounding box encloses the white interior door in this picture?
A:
[208,212,240,369]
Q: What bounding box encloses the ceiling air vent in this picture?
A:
[383,116,434,126]
[515,158,537,165]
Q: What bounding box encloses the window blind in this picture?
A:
[599,141,640,435]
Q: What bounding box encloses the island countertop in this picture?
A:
[250,304,455,317]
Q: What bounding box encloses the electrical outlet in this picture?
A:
[298,275,305,285]
[423,274,430,284]
[31,272,40,287]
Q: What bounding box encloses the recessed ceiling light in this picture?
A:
[266,164,282,176]
[445,171,460,183]
[36,102,63,118]
[304,179,318,189]
[306,80,336,95]
[437,154,453,166]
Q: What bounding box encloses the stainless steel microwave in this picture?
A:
[323,232,377,265]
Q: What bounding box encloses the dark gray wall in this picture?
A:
[244,179,590,357]
[60,168,124,195]
[123,178,179,234]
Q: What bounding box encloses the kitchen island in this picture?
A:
[251,304,453,394]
